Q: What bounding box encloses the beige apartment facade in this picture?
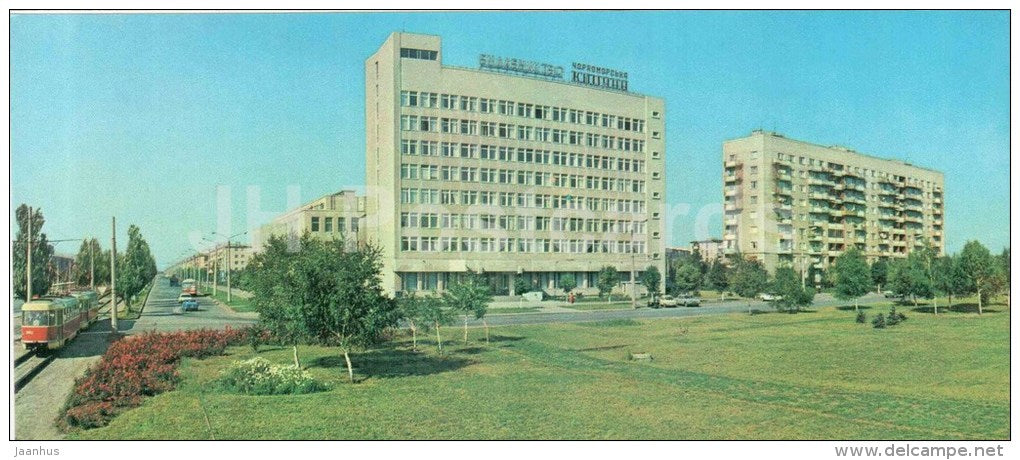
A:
[723,130,945,277]
[252,190,366,252]
[365,32,667,295]
[204,243,253,274]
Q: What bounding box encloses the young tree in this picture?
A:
[558,274,577,296]
[596,266,620,303]
[728,258,768,314]
[888,253,934,308]
[771,266,815,313]
[444,270,492,344]
[640,265,661,295]
[704,260,729,300]
[934,254,968,309]
[12,204,55,299]
[832,247,873,312]
[513,276,532,296]
[959,240,1004,314]
[672,263,702,295]
[398,296,424,352]
[417,294,454,354]
[250,235,309,368]
[870,258,889,294]
[301,238,399,383]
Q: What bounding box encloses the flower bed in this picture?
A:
[218,357,327,395]
[60,326,258,430]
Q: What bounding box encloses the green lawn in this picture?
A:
[201,287,256,313]
[488,307,543,315]
[563,300,637,311]
[71,300,1009,440]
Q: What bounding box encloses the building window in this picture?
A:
[311,217,320,232]
[351,217,359,231]
[400,48,437,61]
[324,217,333,233]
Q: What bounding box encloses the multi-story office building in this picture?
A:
[690,239,725,264]
[252,190,366,252]
[365,32,666,295]
[722,130,945,276]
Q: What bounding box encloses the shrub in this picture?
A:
[60,328,250,431]
[872,313,886,329]
[886,307,901,326]
[217,357,328,395]
[855,311,866,324]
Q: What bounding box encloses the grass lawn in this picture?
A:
[201,286,256,313]
[488,307,543,315]
[563,300,637,311]
[71,300,1008,440]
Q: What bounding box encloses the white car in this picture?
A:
[759,293,783,301]
[659,295,679,307]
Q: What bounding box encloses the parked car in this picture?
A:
[178,293,194,303]
[676,295,701,307]
[759,293,783,301]
[182,298,200,312]
[659,295,679,307]
[883,291,900,299]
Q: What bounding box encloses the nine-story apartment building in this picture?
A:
[722,130,945,277]
[365,32,666,296]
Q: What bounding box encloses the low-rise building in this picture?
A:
[252,190,367,252]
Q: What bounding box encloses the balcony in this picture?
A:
[724,217,738,226]
[724,173,743,184]
[724,202,741,212]
[724,160,741,168]
[724,187,740,197]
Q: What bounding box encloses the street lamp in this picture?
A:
[209,230,247,303]
[631,219,649,310]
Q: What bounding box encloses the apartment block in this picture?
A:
[723,130,945,275]
[365,32,666,295]
[252,190,366,252]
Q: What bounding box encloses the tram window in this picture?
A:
[24,311,47,326]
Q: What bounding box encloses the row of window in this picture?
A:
[400,236,648,254]
[757,151,941,191]
[399,212,648,233]
[400,115,647,153]
[400,90,647,134]
[399,188,648,213]
[400,140,648,172]
[399,48,437,61]
[309,216,359,233]
[399,164,646,193]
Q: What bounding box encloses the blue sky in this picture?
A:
[10,11,1010,268]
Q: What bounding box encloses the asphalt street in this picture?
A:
[122,276,256,334]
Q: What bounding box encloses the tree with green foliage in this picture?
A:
[444,270,492,344]
[298,237,399,383]
[728,257,768,314]
[832,247,873,312]
[671,263,702,295]
[250,235,311,368]
[513,276,532,296]
[117,225,157,309]
[640,265,662,295]
[72,238,108,288]
[933,254,967,310]
[417,294,454,354]
[999,248,1010,285]
[398,296,425,352]
[870,258,889,294]
[12,204,54,299]
[559,274,577,296]
[704,260,729,299]
[959,240,1005,315]
[770,267,815,313]
[888,252,934,308]
[596,266,620,303]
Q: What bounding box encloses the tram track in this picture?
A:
[14,350,55,393]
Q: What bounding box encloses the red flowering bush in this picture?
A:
[60,327,252,431]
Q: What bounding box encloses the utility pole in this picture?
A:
[110,217,118,332]
[89,239,95,290]
[212,251,218,296]
[26,206,32,303]
[226,241,232,303]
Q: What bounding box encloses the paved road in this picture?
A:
[472,292,892,327]
[123,276,256,333]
